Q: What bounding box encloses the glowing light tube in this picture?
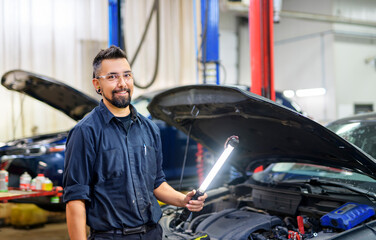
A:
[198,145,234,192]
[177,136,238,223]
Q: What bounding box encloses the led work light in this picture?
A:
[178,135,239,222]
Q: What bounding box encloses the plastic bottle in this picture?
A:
[30,178,36,190]
[0,169,9,192]
[42,178,53,191]
[35,173,45,190]
[19,172,32,191]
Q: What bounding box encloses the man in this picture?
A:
[63,45,207,240]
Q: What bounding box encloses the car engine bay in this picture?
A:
[160,183,376,240]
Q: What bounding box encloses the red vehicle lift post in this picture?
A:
[249,0,276,101]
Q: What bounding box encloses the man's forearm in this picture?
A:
[154,182,186,207]
[66,200,87,240]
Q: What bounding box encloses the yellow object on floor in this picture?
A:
[0,203,14,226]
[10,204,47,228]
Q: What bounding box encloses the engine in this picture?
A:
[159,185,376,240]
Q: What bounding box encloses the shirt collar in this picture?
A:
[98,100,140,124]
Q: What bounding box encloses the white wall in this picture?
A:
[2,0,376,142]
[238,19,251,87]
[273,0,336,123]
[123,0,198,95]
[0,0,108,142]
[219,11,238,85]
[0,0,199,142]
[233,0,337,123]
[332,0,376,118]
[233,0,376,123]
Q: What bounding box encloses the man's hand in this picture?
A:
[154,182,207,211]
[183,190,207,212]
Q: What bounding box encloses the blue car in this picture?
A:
[0,70,304,211]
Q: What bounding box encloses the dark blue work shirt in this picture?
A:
[63,100,166,230]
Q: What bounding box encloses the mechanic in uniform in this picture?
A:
[63,45,207,240]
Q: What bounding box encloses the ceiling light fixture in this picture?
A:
[296,88,326,97]
[283,90,295,98]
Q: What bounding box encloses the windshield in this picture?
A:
[326,121,376,159]
[252,162,376,192]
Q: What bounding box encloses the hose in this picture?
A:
[124,0,160,89]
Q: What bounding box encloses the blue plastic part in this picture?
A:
[200,0,219,84]
[320,202,375,230]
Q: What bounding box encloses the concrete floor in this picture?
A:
[0,222,70,240]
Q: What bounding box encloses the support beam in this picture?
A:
[108,0,124,49]
[201,0,220,84]
[249,0,275,101]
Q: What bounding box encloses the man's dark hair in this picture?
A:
[92,45,128,78]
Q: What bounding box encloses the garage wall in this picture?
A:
[123,0,198,94]
[219,11,238,85]
[273,0,336,124]
[2,0,376,142]
[228,0,338,123]
[0,0,108,142]
[236,0,376,124]
[0,0,198,143]
[232,0,376,123]
[332,0,376,118]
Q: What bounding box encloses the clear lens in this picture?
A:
[101,72,133,82]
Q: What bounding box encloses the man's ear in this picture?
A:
[92,78,102,95]
[92,78,100,90]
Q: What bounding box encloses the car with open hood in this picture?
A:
[131,86,306,189]
[0,70,207,190]
[147,85,376,240]
[0,70,207,210]
[0,70,99,210]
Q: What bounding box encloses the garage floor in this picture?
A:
[0,222,69,240]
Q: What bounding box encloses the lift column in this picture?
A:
[200,0,220,84]
[108,0,124,49]
[249,0,275,101]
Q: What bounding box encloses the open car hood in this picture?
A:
[147,85,376,179]
[1,70,99,121]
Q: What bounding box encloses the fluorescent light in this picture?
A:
[296,88,326,97]
[283,90,295,98]
[198,145,234,192]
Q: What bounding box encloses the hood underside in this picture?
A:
[147,85,376,179]
[1,70,99,121]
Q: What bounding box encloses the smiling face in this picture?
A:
[92,58,134,116]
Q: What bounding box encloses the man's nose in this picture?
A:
[117,76,128,87]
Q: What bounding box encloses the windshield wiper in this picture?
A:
[284,178,376,202]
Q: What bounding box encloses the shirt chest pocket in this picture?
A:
[101,148,124,179]
[141,145,157,179]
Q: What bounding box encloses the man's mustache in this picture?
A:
[112,88,130,94]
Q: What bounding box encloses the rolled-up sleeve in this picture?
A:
[63,126,95,203]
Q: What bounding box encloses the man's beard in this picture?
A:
[103,88,131,108]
